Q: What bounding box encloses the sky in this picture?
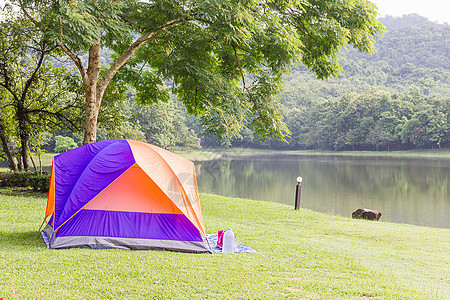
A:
[372,0,450,24]
[0,0,449,24]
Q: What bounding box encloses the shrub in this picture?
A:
[27,173,51,192]
[54,135,78,153]
[0,171,50,192]
[0,172,29,187]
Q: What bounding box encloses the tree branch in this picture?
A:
[96,19,186,105]
[58,17,87,85]
[232,45,246,91]
[21,41,46,104]
[19,0,45,32]
[27,107,80,131]
[0,64,20,103]
[137,51,166,83]
[60,43,87,85]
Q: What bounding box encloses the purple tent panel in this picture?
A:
[54,140,135,228]
[56,210,203,242]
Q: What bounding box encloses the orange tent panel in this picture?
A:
[128,140,206,235]
[84,163,183,215]
[44,161,56,222]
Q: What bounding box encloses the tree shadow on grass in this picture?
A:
[0,230,47,249]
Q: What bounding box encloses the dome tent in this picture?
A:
[41,139,210,252]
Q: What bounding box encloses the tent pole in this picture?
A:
[38,219,46,231]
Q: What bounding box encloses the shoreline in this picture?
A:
[175,147,450,161]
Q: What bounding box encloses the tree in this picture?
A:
[138,102,176,149]
[0,89,18,171]
[17,0,384,144]
[54,135,78,153]
[366,129,396,151]
[0,11,82,170]
[427,111,449,149]
[400,118,429,148]
[345,129,361,151]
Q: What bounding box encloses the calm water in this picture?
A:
[195,154,449,229]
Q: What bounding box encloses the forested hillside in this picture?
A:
[241,14,450,150]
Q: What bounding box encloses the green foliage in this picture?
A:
[0,172,29,188]
[16,0,384,143]
[256,15,450,151]
[25,172,50,192]
[139,102,176,149]
[427,111,450,149]
[0,171,50,191]
[0,11,83,170]
[54,135,78,153]
[366,129,397,151]
[400,118,428,148]
[290,17,448,96]
[93,95,202,149]
[267,89,448,151]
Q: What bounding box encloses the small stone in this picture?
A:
[352,208,382,221]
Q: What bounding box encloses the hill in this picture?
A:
[280,14,449,105]
[229,14,450,151]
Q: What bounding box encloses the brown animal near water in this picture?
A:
[352,208,382,221]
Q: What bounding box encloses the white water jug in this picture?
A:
[222,228,235,253]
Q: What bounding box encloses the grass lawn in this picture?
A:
[0,189,448,299]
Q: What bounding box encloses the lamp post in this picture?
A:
[295,176,302,210]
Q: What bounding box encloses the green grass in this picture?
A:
[0,189,448,299]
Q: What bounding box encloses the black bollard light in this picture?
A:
[295,176,302,210]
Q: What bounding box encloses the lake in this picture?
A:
[195,154,449,229]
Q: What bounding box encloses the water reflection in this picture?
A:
[195,155,449,229]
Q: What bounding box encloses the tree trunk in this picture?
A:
[0,121,18,171]
[27,146,38,172]
[83,89,100,144]
[16,155,23,171]
[61,28,176,145]
[83,39,101,145]
[16,101,30,171]
[20,133,30,171]
[38,152,42,174]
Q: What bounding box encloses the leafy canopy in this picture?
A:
[18,0,384,141]
[0,9,84,170]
